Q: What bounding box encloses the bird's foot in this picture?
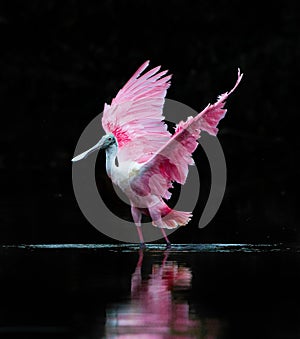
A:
[165,242,172,249]
[139,242,146,249]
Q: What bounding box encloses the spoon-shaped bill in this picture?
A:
[72,141,102,162]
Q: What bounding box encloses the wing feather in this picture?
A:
[130,69,243,199]
[102,61,172,163]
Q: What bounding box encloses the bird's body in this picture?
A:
[72,61,243,247]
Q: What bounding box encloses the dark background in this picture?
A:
[0,0,298,244]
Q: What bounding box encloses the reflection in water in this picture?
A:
[105,251,223,338]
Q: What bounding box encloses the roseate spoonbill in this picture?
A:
[72,61,243,247]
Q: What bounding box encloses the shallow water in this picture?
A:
[4,243,300,253]
[0,244,299,338]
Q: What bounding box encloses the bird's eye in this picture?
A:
[108,137,112,141]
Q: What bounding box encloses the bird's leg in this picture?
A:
[160,228,171,248]
[131,206,145,249]
[160,228,171,249]
[137,227,146,249]
[149,207,171,248]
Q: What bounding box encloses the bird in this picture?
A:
[72,61,243,248]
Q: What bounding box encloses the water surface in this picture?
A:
[0,244,299,338]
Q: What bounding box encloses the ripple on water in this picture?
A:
[1,243,299,253]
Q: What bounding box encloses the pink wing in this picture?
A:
[130,69,243,200]
[102,61,172,163]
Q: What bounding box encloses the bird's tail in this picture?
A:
[152,206,192,229]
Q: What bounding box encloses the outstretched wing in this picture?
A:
[130,69,243,200]
[102,61,172,164]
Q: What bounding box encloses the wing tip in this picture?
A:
[237,67,244,82]
[227,68,243,96]
[132,60,151,79]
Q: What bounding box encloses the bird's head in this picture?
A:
[72,133,117,162]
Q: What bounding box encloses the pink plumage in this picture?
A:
[72,61,243,247]
[102,60,172,164]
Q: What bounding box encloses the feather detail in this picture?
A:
[130,69,243,200]
[102,61,172,163]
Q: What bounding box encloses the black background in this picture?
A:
[0,0,298,245]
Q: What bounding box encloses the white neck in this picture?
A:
[105,143,118,178]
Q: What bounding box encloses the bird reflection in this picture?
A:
[105,250,223,338]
